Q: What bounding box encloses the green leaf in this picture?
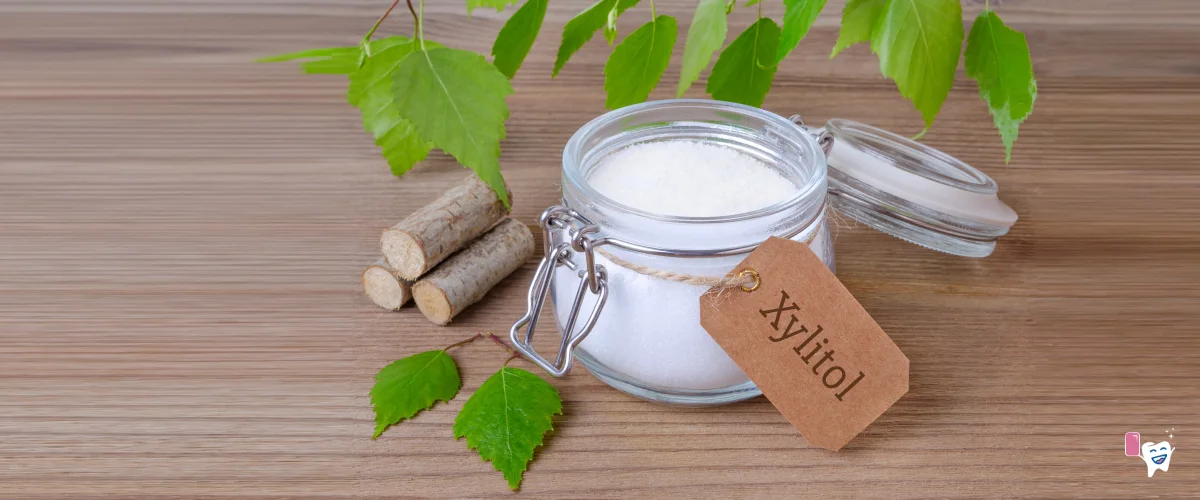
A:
[370,350,462,439]
[258,46,361,74]
[604,15,678,109]
[492,0,549,79]
[348,37,439,176]
[706,17,780,107]
[348,38,424,104]
[965,10,1037,162]
[744,0,760,6]
[553,0,641,77]
[603,2,621,45]
[394,47,514,207]
[263,37,439,176]
[259,46,350,63]
[258,37,412,74]
[454,367,563,490]
[777,0,828,63]
[830,0,885,58]
[468,0,520,14]
[676,0,729,97]
[869,0,964,132]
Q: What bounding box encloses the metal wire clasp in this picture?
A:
[509,206,609,377]
[790,114,834,157]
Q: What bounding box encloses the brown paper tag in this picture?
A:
[699,237,908,451]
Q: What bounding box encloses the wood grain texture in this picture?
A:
[1,0,1198,497]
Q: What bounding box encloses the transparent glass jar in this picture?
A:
[514,100,833,405]
[509,99,1016,406]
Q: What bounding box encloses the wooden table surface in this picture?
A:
[2,0,1198,497]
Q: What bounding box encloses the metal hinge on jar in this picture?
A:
[790,114,835,157]
[509,206,609,377]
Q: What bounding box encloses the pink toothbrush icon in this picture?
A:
[1125,432,1140,456]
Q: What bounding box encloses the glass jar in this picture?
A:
[512,100,832,405]
[510,99,1016,406]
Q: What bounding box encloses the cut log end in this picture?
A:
[380,174,509,281]
[380,230,426,280]
[412,218,535,325]
[363,260,412,311]
[412,281,453,325]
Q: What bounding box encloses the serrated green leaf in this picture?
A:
[259,37,413,75]
[348,38,417,103]
[830,0,885,58]
[492,0,549,79]
[394,47,514,207]
[777,0,827,63]
[454,367,562,490]
[259,46,350,62]
[348,37,440,176]
[965,10,1036,162]
[258,46,361,74]
[264,37,438,176]
[553,0,641,77]
[468,0,520,14]
[870,0,963,132]
[677,0,728,97]
[707,17,780,107]
[370,350,461,439]
[364,37,416,55]
[604,16,678,109]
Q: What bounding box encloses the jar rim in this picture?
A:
[824,119,998,194]
[562,99,827,225]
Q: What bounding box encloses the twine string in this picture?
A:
[592,230,819,291]
[596,249,757,289]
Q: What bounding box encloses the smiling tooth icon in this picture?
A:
[1139,440,1174,477]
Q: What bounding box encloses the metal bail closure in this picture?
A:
[509,206,609,377]
[790,114,834,157]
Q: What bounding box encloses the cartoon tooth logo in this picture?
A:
[1139,440,1174,477]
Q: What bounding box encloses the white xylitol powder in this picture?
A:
[571,140,812,391]
[588,140,800,216]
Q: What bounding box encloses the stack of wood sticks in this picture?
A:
[362,175,534,325]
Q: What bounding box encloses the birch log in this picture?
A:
[362,258,412,311]
[412,218,535,325]
[381,175,510,280]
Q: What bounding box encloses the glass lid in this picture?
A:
[819,119,1018,258]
